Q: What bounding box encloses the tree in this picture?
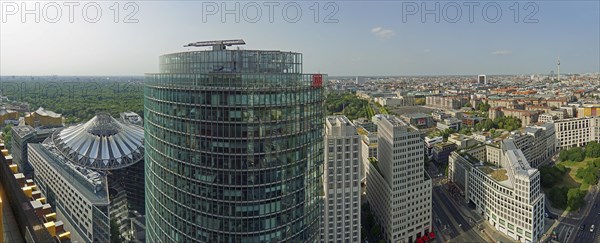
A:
[478,102,491,112]
[110,219,122,243]
[548,187,569,209]
[568,147,585,162]
[586,141,600,158]
[560,147,586,162]
[2,124,13,152]
[325,93,370,120]
[567,188,585,210]
[370,224,381,236]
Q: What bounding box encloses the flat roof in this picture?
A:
[29,144,109,205]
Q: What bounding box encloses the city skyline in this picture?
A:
[1,1,599,76]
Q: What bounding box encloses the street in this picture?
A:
[571,194,600,243]
[431,181,486,243]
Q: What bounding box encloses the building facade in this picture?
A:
[448,139,545,243]
[11,125,57,178]
[553,117,600,149]
[0,106,18,125]
[366,115,432,243]
[323,116,361,242]
[144,43,325,242]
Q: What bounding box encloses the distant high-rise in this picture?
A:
[323,116,361,242]
[366,115,432,243]
[478,74,487,84]
[144,40,325,242]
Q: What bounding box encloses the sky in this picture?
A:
[1,1,599,76]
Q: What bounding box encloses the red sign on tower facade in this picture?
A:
[312,74,323,87]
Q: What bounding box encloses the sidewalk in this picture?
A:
[480,220,515,243]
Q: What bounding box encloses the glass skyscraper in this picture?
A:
[144,41,325,242]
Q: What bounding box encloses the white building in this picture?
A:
[359,126,378,182]
[424,136,443,157]
[538,114,555,123]
[323,116,361,242]
[478,75,487,85]
[367,115,432,243]
[553,117,600,149]
[448,139,545,243]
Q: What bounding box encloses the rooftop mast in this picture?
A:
[184,39,246,50]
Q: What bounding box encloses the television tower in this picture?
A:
[557,56,560,81]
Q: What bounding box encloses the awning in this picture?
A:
[415,238,424,243]
[429,232,436,239]
[422,235,429,241]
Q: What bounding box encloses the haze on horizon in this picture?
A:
[1,1,598,76]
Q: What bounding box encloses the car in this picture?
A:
[591,225,595,232]
[544,213,549,218]
[580,225,585,231]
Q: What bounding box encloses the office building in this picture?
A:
[553,117,600,149]
[510,124,556,168]
[432,142,457,165]
[424,136,443,158]
[28,114,145,242]
[436,118,462,131]
[400,113,435,129]
[358,125,377,182]
[144,40,325,242]
[11,125,58,178]
[425,96,469,110]
[366,115,432,243]
[448,139,545,243]
[323,116,361,242]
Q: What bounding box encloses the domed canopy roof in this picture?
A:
[52,113,144,170]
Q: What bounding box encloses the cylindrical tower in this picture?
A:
[144,44,325,242]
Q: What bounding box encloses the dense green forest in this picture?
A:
[3,80,143,124]
[325,93,373,120]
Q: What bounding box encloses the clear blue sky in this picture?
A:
[1,1,598,76]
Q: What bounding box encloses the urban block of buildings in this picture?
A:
[28,114,145,242]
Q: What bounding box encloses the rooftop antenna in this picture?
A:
[184,39,246,51]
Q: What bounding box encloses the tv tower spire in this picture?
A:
[557,56,560,81]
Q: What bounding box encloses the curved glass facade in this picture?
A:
[144,50,324,242]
